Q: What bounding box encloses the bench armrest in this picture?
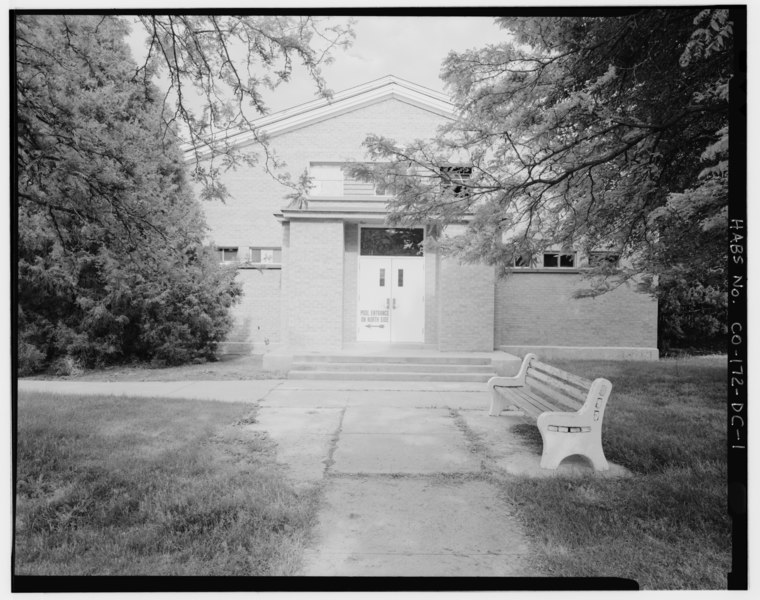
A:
[487,353,537,390]
[487,375,523,388]
[536,410,591,429]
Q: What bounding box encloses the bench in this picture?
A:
[487,353,612,471]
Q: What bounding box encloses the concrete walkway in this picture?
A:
[19,378,628,576]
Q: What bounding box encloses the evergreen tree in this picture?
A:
[16,15,241,373]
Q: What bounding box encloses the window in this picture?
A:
[543,252,576,268]
[249,247,282,268]
[309,163,344,196]
[309,162,388,196]
[588,251,620,268]
[360,228,424,256]
[440,166,472,197]
[511,250,578,270]
[216,247,239,264]
[513,254,533,268]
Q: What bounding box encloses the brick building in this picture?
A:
[197,76,658,362]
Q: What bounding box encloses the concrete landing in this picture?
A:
[264,347,522,381]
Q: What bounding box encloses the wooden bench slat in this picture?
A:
[512,387,558,416]
[531,360,593,390]
[495,385,555,417]
[525,374,585,411]
[526,368,587,406]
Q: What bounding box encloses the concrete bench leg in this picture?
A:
[489,391,510,416]
[538,430,609,471]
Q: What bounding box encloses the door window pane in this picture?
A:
[379,268,385,287]
[398,269,404,287]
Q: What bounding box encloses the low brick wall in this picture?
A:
[221,267,282,354]
[495,272,658,350]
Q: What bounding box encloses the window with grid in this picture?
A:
[511,251,578,269]
[542,252,576,268]
[249,247,282,267]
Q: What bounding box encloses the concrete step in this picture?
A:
[291,362,495,374]
[292,354,492,366]
[287,370,494,382]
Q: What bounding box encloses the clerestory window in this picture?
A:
[309,162,388,196]
[543,252,576,268]
[512,251,577,269]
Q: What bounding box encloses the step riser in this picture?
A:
[288,371,493,382]
[292,355,492,366]
[291,363,495,374]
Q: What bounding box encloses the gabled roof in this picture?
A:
[187,76,456,158]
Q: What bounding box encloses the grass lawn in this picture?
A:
[14,392,318,576]
[499,355,731,589]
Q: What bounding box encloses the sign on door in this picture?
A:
[357,256,424,342]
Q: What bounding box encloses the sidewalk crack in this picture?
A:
[322,406,347,476]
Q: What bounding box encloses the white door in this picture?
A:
[357,257,392,342]
[388,257,424,342]
[357,256,424,343]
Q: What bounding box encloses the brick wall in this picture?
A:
[223,268,281,352]
[342,223,359,344]
[200,98,447,250]
[424,240,439,345]
[286,219,345,350]
[279,222,290,347]
[495,273,658,348]
[438,258,495,351]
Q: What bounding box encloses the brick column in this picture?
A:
[438,258,495,351]
[285,219,345,351]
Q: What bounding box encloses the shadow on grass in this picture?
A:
[509,423,543,453]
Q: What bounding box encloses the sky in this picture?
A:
[301,16,508,108]
[126,15,509,116]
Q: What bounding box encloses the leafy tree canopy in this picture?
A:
[16,14,353,373]
[351,9,733,350]
[134,15,354,200]
[355,10,730,276]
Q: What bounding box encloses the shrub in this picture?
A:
[51,355,85,377]
[17,338,45,377]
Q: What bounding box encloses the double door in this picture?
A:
[357,256,424,343]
